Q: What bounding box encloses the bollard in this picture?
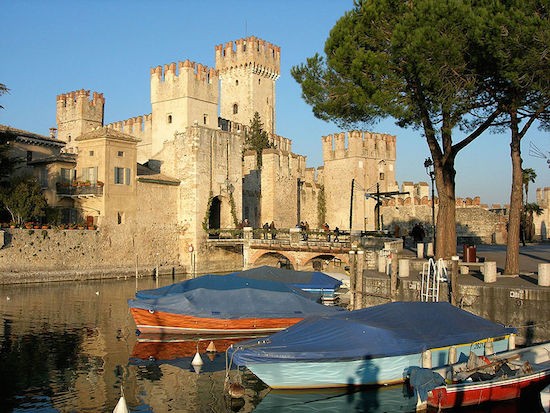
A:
[448,346,457,365]
[417,243,424,259]
[421,349,432,368]
[483,262,497,283]
[398,259,410,278]
[426,242,434,257]
[485,340,495,356]
[539,263,550,287]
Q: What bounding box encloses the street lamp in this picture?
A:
[424,158,436,255]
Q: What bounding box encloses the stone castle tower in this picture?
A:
[150,61,219,157]
[321,131,397,230]
[215,36,280,134]
[56,90,105,152]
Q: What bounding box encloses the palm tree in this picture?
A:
[522,168,537,204]
[523,202,543,242]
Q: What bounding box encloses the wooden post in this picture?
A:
[450,256,459,306]
[390,252,398,301]
[356,250,364,309]
[349,251,357,310]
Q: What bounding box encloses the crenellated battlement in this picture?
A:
[150,60,218,85]
[56,89,105,146]
[536,187,550,208]
[215,36,280,79]
[322,130,396,161]
[57,89,105,108]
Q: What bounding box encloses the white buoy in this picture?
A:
[192,351,203,366]
[113,387,128,413]
[541,384,550,413]
[206,341,217,352]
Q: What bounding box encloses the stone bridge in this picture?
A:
[207,227,354,271]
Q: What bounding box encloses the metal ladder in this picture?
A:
[421,258,448,302]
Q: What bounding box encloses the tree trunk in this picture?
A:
[435,160,457,259]
[504,115,522,275]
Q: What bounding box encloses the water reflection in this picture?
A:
[0,277,546,412]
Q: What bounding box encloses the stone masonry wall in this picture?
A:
[0,227,182,284]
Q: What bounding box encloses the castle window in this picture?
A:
[203,114,208,125]
[82,166,98,184]
[235,80,239,86]
[233,104,238,114]
[168,114,172,124]
[117,212,123,225]
[89,150,94,156]
[117,151,124,157]
[68,135,71,142]
[38,168,48,188]
[26,151,32,162]
[114,167,130,185]
[60,168,74,184]
[379,172,385,181]
[258,78,261,85]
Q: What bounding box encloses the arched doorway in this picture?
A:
[208,196,221,233]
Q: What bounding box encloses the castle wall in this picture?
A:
[216,37,280,134]
[260,149,306,229]
[106,114,152,164]
[380,202,508,245]
[0,226,181,276]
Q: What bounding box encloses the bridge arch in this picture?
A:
[250,250,297,269]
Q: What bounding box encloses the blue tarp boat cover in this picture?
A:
[129,275,344,319]
[229,266,342,292]
[230,302,516,364]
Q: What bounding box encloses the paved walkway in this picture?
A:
[402,242,550,289]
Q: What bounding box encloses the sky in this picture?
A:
[1,0,548,205]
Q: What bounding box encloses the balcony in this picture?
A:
[56,182,104,198]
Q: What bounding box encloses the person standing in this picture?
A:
[269,221,276,239]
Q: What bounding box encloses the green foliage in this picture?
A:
[522,167,537,203]
[291,0,550,258]
[0,128,18,182]
[0,176,47,225]
[0,83,8,110]
[244,112,272,169]
[202,192,214,232]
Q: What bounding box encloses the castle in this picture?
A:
[3,35,543,275]
[32,36,396,272]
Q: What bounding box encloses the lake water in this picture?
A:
[0,276,545,412]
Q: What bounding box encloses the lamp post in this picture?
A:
[424,158,436,255]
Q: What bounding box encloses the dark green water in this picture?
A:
[0,276,544,412]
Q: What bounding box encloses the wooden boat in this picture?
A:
[128,274,344,335]
[408,341,550,411]
[230,266,343,304]
[227,302,516,389]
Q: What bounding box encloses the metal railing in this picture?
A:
[56,182,104,197]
